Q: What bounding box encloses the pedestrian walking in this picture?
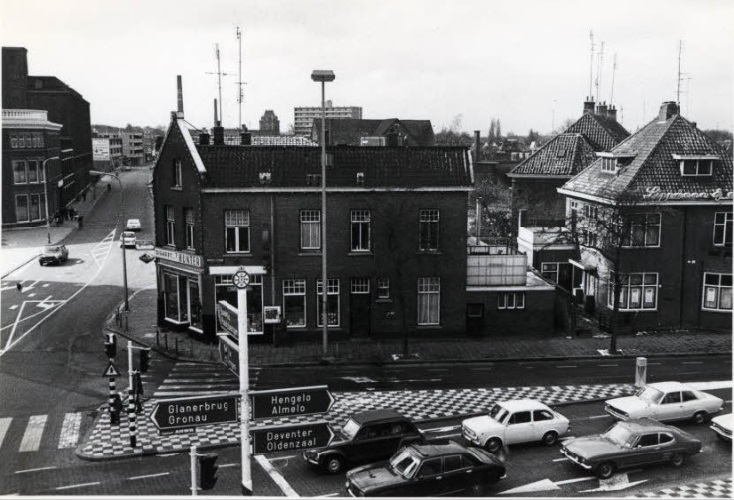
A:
[16,282,22,292]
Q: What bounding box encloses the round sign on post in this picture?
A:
[233,268,250,289]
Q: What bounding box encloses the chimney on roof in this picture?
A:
[583,97,595,115]
[176,75,184,117]
[474,130,481,162]
[212,99,224,145]
[607,104,617,121]
[658,101,679,121]
[241,131,252,145]
[595,101,608,116]
[386,126,399,147]
[199,132,210,145]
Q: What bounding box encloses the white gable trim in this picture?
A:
[177,119,206,174]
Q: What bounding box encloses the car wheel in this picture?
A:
[485,437,502,453]
[322,455,344,475]
[594,462,615,480]
[670,453,685,467]
[692,411,708,424]
[542,431,559,446]
[468,483,486,496]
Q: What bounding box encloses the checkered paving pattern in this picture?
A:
[76,383,635,459]
[627,478,733,498]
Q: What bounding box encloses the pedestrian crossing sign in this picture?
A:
[103,361,120,377]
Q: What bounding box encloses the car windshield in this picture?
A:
[389,449,420,479]
[604,424,635,447]
[341,418,361,440]
[44,246,60,252]
[488,404,509,423]
[123,232,135,237]
[635,386,664,404]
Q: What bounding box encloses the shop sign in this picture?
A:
[155,247,203,268]
[216,300,239,338]
[643,186,733,202]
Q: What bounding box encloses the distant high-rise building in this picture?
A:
[259,110,280,134]
[294,100,362,136]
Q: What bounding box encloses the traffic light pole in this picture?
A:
[238,285,252,495]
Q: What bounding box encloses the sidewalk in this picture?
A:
[109,287,733,367]
[0,183,110,278]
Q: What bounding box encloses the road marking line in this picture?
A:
[220,463,238,468]
[129,472,170,480]
[556,365,577,368]
[27,293,36,298]
[255,455,300,497]
[0,417,11,449]
[553,457,569,462]
[556,477,595,485]
[58,412,82,449]
[55,482,100,490]
[19,415,47,452]
[9,305,18,310]
[15,466,57,474]
[589,414,611,420]
[317,494,339,497]
[42,284,49,287]
[386,379,442,383]
[682,361,703,364]
[598,364,618,367]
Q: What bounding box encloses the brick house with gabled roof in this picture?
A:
[558,101,732,333]
[312,118,435,147]
[152,110,473,343]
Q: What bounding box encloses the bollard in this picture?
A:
[635,357,647,388]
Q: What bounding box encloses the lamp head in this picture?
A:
[311,70,335,83]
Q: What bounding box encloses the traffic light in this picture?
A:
[105,341,116,359]
[198,453,219,490]
[134,371,144,396]
[139,349,150,373]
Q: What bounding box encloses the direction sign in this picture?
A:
[103,361,120,377]
[216,300,239,338]
[149,393,239,434]
[251,422,334,455]
[233,268,250,289]
[250,386,335,420]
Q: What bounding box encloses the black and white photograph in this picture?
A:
[0,0,732,497]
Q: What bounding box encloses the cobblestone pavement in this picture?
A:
[76,382,637,460]
[626,477,733,498]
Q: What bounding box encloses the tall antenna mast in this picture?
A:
[589,31,595,100]
[609,53,617,105]
[206,43,234,127]
[595,41,604,103]
[236,27,243,130]
[676,40,683,107]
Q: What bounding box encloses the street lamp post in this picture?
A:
[42,156,60,244]
[90,170,129,312]
[311,69,335,358]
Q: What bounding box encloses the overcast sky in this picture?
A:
[2,0,732,135]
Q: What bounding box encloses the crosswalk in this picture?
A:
[151,361,259,398]
[0,412,84,454]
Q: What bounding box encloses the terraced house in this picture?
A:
[152,108,473,343]
[558,101,732,333]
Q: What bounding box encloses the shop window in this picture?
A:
[608,272,658,311]
[702,273,732,312]
[417,277,440,325]
[225,209,250,253]
[317,279,340,327]
[215,275,263,334]
[15,195,29,222]
[283,279,307,328]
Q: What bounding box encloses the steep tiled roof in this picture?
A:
[196,146,472,188]
[560,114,733,202]
[509,133,597,176]
[318,118,435,146]
[565,113,630,151]
[188,130,316,146]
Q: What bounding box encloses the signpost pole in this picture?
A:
[238,285,252,495]
[127,341,137,447]
[190,445,198,496]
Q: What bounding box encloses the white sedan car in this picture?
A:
[126,218,142,231]
[605,381,724,424]
[462,399,570,453]
[710,413,732,442]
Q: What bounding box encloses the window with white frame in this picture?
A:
[14,194,44,223]
[419,209,440,251]
[600,157,617,173]
[625,213,661,247]
[713,212,732,247]
[26,160,39,183]
[225,209,250,253]
[541,263,561,283]
[350,278,370,294]
[417,277,440,325]
[283,279,307,328]
[173,159,182,187]
[185,208,195,250]
[350,210,371,252]
[680,159,713,176]
[300,210,321,250]
[584,204,599,220]
[13,160,27,184]
[498,292,525,309]
[377,278,390,299]
[702,273,732,312]
[165,206,176,246]
[316,279,340,327]
[581,229,598,247]
[608,272,658,310]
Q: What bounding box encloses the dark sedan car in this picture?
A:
[39,244,69,265]
[303,409,424,474]
[561,418,702,479]
[345,441,506,497]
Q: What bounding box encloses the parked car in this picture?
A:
[303,409,423,474]
[710,413,732,442]
[121,231,136,248]
[462,399,570,453]
[345,441,506,497]
[605,381,724,424]
[560,418,702,479]
[126,218,141,231]
[39,244,69,265]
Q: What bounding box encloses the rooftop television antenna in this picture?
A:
[206,43,233,126]
[236,27,248,130]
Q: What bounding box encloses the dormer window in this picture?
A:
[597,152,636,174]
[673,154,717,176]
[600,157,617,173]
